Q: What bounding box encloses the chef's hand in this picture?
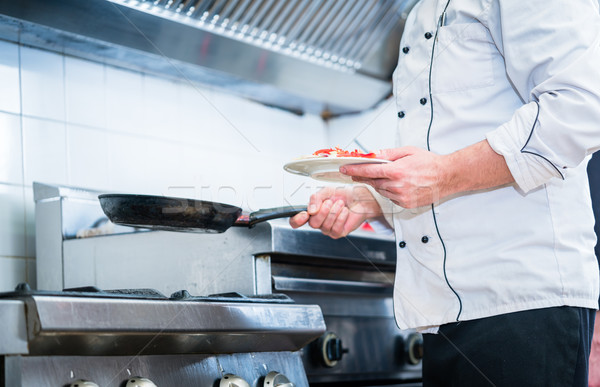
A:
[341,147,450,209]
[289,186,382,239]
[341,141,514,208]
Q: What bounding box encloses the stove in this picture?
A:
[31,182,423,386]
[0,283,325,386]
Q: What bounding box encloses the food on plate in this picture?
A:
[309,147,377,158]
[284,146,389,183]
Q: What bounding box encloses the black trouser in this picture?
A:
[423,306,595,387]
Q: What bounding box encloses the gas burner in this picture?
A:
[170,290,294,304]
[1,283,294,304]
[0,282,167,300]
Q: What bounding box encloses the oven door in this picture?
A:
[272,271,423,386]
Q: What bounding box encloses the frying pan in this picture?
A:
[98,193,306,233]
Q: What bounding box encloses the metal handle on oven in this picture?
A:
[272,276,393,295]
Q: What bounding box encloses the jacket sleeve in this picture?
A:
[484,0,600,193]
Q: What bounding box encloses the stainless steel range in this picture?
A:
[0,283,325,386]
[31,182,423,386]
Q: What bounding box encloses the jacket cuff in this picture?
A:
[486,102,563,193]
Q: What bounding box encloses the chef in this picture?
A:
[290,0,600,385]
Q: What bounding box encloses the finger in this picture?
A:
[343,208,369,236]
[321,200,345,233]
[376,147,416,161]
[289,211,309,228]
[308,199,333,229]
[308,187,335,214]
[329,206,350,239]
[340,163,388,179]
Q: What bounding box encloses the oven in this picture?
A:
[0,284,324,386]
[29,182,423,386]
[271,256,422,386]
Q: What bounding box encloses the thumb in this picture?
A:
[376,147,416,161]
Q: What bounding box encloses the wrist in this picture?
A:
[438,140,514,197]
[438,152,463,198]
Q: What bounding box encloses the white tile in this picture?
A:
[0,112,23,185]
[240,103,328,160]
[327,97,397,152]
[208,91,263,155]
[206,91,328,160]
[177,90,329,209]
[0,256,27,292]
[293,113,329,153]
[105,65,144,135]
[142,74,180,139]
[143,138,189,194]
[22,117,67,186]
[176,145,248,206]
[0,40,21,114]
[177,82,218,144]
[177,144,217,198]
[0,184,26,257]
[106,132,151,193]
[20,46,65,121]
[240,159,285,211]
[65,57,106,128]
[67,124,109,190]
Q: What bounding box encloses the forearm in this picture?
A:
[344,142,515,209]
[441,139,515,196]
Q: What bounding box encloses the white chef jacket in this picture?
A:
[378,0,600,331]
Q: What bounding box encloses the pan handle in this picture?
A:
[246,205,307,227]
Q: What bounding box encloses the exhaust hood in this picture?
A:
[0,0,418,116]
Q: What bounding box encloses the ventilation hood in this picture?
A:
[0,0,418,116]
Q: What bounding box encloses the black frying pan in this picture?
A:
[98,194,306,233]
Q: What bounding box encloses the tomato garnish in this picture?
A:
[312,147,376,158]
[313,148,333,155]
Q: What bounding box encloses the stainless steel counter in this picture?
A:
[0,293,325,356]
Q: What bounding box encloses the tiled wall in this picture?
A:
[0,39,331,291]
[327,97,398,154]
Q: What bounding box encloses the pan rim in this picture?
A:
[97,193,242,211]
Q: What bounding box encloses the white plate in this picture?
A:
[284,157,390,183]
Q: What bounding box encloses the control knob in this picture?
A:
[220,374,250,387]
[406,332,424,365]
[126,377,158,387]
[317,332,348,367]
[264,371,294,387]
[69,381,99,387]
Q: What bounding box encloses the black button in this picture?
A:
[421,236,429,244]
[402,46,410,54]
[397,111,405,118]
[399,241,407,248]
[420,98,427,105]
[424,32,433,39]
